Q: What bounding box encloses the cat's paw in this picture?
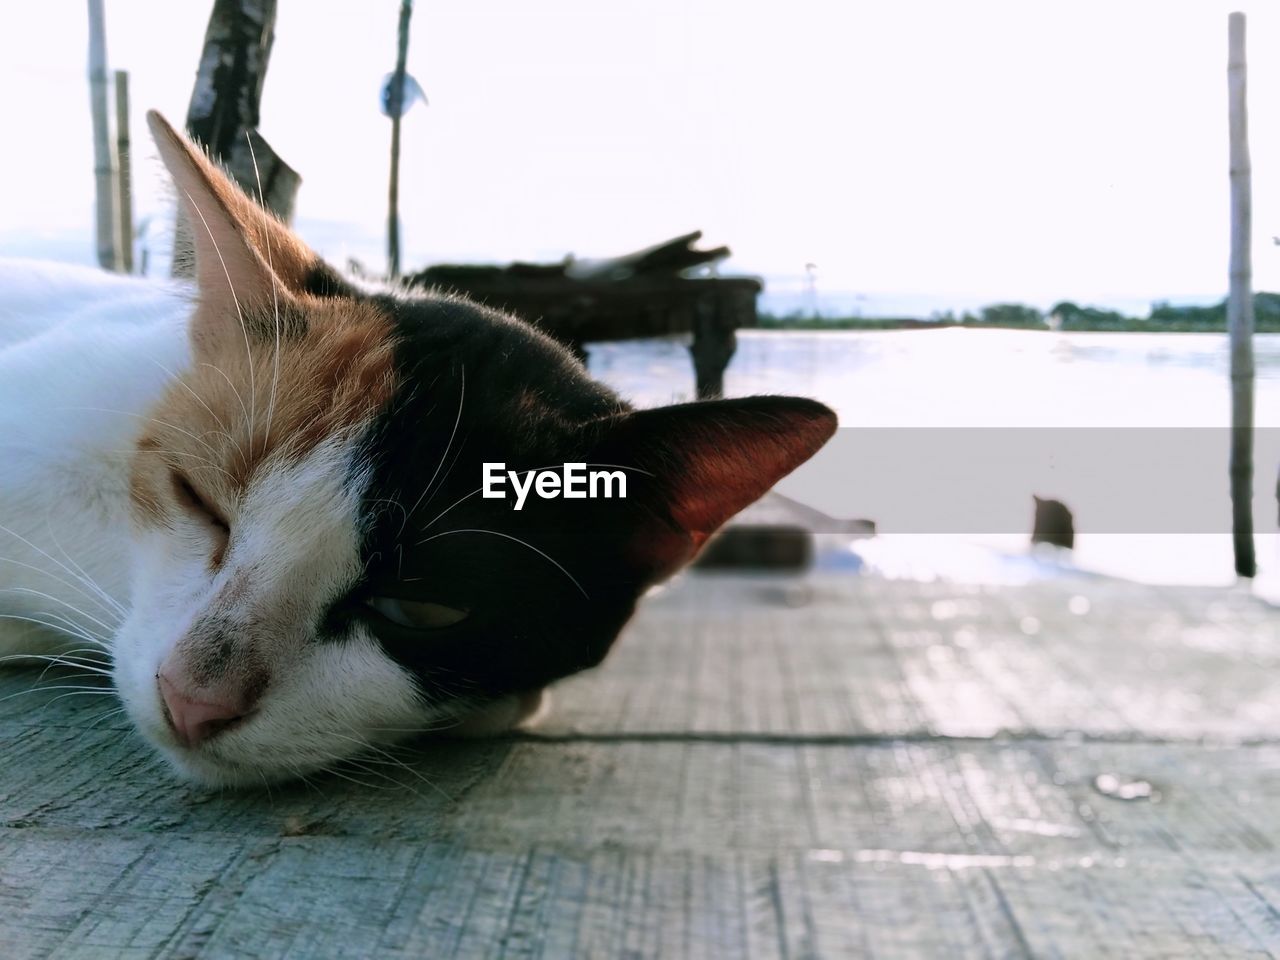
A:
[452,689,549,737]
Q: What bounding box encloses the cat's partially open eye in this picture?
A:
[366,596,469,630]
[171,471,229,533]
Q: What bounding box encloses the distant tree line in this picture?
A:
[760,292,1280,332]
[1051,293,1280,331]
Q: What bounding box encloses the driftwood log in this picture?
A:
[403,232,760,398]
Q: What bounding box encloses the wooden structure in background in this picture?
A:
[1227,12,1256,577]
[404,232,761,398]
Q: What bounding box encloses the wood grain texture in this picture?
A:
[3,572,1280,957]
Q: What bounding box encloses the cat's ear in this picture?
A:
[147,111,316,342]
[593,396,837,580]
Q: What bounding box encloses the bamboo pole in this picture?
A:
[114,69,133,273]
[87,0,120,271]
[1227,12,1256,578]
[387,0,414,280]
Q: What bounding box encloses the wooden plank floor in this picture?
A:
[3,570,1280,958]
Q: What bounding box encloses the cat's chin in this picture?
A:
[149,691,550,789]
[157,743,400,789]
[451,689,550,738]
[146,723,419,789]
[154,745,301,789]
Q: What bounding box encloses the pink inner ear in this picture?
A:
[148,112,279,309]
[669,462,776,541]
[146,112,313,332]
[667,434,826,539]
[608,396,837,579]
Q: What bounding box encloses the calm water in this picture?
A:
[587,328,1280,589]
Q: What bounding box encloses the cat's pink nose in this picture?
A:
[158,673,249,748]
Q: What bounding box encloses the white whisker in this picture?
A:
[0,522,131,626]
[26,615,110,656]
[127,446,239,485]
[339,755,432,803]
[44,521,126,617]
[198,362,252,446]
[145,355,249,467]
[38,688,119,711]
[58,405,223,460]
[0,683,113,707]
[28,651,104,687]
[85,706,128,730]
[0,613,109,650]
[327,730,455,802]
[416,528,589,598]
[183,189,257,457]
[414,462,652,538]
[403,364,465,529]
[245,130,283,460]
[320,764,395,793]
[0,553,121,624]
[0,651,110,669]
[1,587,118,635]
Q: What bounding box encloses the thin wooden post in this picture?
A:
[1227,12,1256,578]
[114,69,133,273]
[87,0,120,271]
[387,0,414,280]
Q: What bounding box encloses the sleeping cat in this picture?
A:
[0,112,836,787]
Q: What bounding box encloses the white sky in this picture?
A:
[2,1,1280,313]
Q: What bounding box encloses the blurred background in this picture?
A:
[4,0,1280,590]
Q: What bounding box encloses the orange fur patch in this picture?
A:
[148,111,316,300]
[129,297,398,530]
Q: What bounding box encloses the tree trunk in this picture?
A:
[186,0,275,162]
[174,0,298,276]
[1227,12,1256,578]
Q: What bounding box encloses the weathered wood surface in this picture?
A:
[4,571,1280,957]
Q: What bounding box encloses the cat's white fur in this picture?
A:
[0,259,189,656]
[0,258,480,786]
[113,435,428,785]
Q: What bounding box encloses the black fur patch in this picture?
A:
[317,284,835,714]
[341,289,651,704]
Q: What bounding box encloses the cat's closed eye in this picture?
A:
[171,471,230,542]
[366,596,469,630]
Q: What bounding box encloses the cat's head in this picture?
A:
[115,112,837,786]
